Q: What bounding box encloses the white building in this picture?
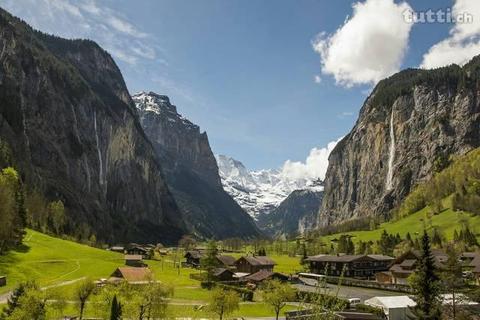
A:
[364,296,415,320]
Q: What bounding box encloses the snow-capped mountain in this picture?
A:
[216,154,323,219]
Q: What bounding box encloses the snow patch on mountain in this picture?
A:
[216,155,324,219]
[216,139,341,219]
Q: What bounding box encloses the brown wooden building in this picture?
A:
[234,256,276,274]
[382,249,447,285]
[306,254,393,279]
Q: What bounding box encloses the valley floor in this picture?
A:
[0,230,308,318]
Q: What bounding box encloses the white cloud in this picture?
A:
[314,75,322,84]
[280,138,342,181]
[421,0,480,69]
[312,0,413,87]
[0,0,158,65]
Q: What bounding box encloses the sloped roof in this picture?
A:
[125,254,143,261]
[399,259,416,268]
[365,296,416,309]
[111,267,152,283]
[217,255,236,266]
[306,254,393,263]
[244,270,288,282]
[185,250,205,259]
[239,256,276,266]
[213,268,234,277]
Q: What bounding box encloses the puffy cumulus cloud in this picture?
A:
[280,138,342,181]
[1,0,159,65]
[421,0,480,69]
[312,0,413,87]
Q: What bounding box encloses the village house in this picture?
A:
[108,267,153,284]
[0,276,6,287]
[126,244,152,259]
[306,254,394,279]
[125,254,145,267]
[379,249,447,285]
[184,250,237,269]
[212,268,235,281]
[109,246,125,253]
[243,270,289,284]
[217,255,236,268]
[469,253,480,284]
[184,250,205,267]
[234,256,276,274]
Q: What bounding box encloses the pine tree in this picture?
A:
[110,295,122,320]
[409,232,442,320]
[201,241,220,282]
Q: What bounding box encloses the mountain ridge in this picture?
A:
[133,92,261,240]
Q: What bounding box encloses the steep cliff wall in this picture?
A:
[320,60,480,226]
[133,92,260,239]
[0,8,185,244]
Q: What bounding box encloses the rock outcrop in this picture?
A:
[258,189,323,238]
[320,59,480,226]
[0,8,185,244]
[133,92,260,239]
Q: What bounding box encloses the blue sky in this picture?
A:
[1,0,479,175]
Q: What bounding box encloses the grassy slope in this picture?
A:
[322,202,480,245]
[0,229,123,293]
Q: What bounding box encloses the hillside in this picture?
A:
[0,229,123,294]
[322,148,480,244]
[320,57,480,227]
[322,205,480,245]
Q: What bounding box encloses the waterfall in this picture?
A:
[385,110,395,191]
[93,110,104,186]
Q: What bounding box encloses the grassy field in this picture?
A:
[0,229,124,293]
[322,206,480,245]
[0,229,306,318]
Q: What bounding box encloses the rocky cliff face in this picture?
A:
[0,8,185,244]
[320,59,480,226]
[133,92,260,239]
[258,189,323,238]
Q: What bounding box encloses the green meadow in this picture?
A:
[322,206,480,245]
[0,229,305,318]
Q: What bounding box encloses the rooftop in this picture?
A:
[306,254,393,263]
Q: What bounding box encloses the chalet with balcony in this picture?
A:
[306,254,394,279]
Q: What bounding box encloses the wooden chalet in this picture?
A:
[234,256,276,273]
[184,250,205,267]
[125,254,145,267]
[212,268,235,281]
[125,244,152,259]
[109,267,153,284]
[217,255,236,268]
[379,249,447,285]
[243,270,289,284]
[306,254,393,279]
